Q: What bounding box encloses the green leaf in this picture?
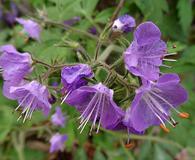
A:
[177,0,193,36]
[134,0,168,23]
[0,106,14,142]
[154,145,172,160]
[81,0,99,15]
[167,41,186,53]
[95,8,114,23]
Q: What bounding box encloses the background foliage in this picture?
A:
[0,0,195,160]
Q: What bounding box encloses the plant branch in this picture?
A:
[110,0,125,23]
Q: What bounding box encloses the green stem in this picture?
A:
[110,56,124,69]
[97,62,138,89]
[33,58,53,68]
[120,139,135,160]
[43,19,98,40]
[12,132,25,160]
[102,129,183,150]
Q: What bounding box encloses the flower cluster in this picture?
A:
[0,44,51,122]
[0,14,189,153]
[123,21,188,134]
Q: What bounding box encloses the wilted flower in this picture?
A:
[16,18,41,40]
[112,14,136,33]
[66,83,124,134]
[124,22,167,81]
[10,80,51,122]
[61,64,93,104]
[51,107,65,127]
[123,74,188,133]
[50,133,67,153]
[0,44,33,83]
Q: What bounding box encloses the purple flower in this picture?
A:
[50,133,67,153]
[66,83,124,133]
[0,44,33,83]
[10,80,51,122]
[51,107,65,127]
[15,18,41,41]
[123,74,188,133]
[3,80,25,100]
[124,22,167,81]
[61,64,93,103]
[64,16,80,26]
[112,14,136,33]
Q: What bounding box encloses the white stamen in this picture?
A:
[150,91,181,114]
[78,95,100,133]
[15,93,30,111]
[61,91,71,105]
[161,64,172,68]
[89,94,103,134]
[96,95,106,134]
[164,52,177,56]
[147,94,168,115]
[143,96,166,127]
[163,58,177,62]
[147,94,175,127]
[78,93,99,121]
[22,97,35,123]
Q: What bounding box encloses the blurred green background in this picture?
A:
[0,0,195,160]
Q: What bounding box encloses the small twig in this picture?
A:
[41,19,98,40]
[110,0,125,23]
[33,58,53,68]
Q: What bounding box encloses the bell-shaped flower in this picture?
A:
[66,83,124,134]
[0,44,33,83]
[123,74,188,133]
[10,80,51,122]
[61,64,93,103]
[124,22,167,81]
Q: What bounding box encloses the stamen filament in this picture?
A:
[96,95,106,134]
[163,58,177,62]
[78,95,101,133]
[150,91,181,114]
[78,93,99,122]
[161,64,172,68]
[61,90,71,104]
[143,96,166,127]
[15,93,30,111]
[164,52,177,56]
[147,94,176,127]
[89,94,102,134]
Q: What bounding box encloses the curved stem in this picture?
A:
[41,19,98,40]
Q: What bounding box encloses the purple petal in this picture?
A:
[134,22,161,46]
[16,18,41,41]
[124,92,161,132]
[61,64,93,92]
[50,133,67,153]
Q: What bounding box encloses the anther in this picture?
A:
[160,124,170,133]
[178,112,189,119]
[125,141,135,149]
